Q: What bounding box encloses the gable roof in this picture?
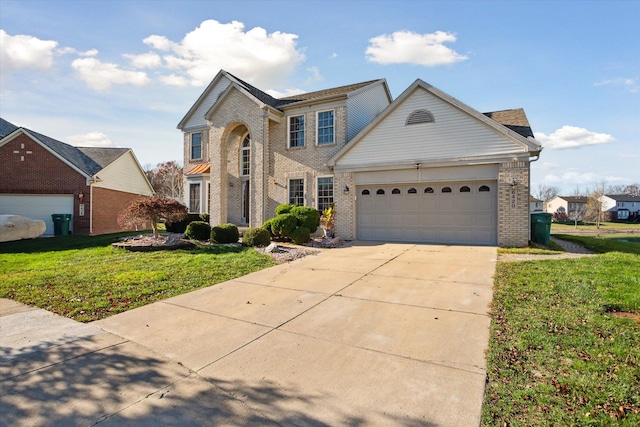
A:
[483,109,534,138]
[555,196,588,204]
[604,194,640,202]
[0,117,19,138]
[1,117,130,177]
[530,195,543,202]
[329,79,542,168]
[275,80,385,108]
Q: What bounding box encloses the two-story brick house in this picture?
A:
[178,70,542,247]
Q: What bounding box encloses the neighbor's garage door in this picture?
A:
[0,194,74,236]
[356,181,497,245]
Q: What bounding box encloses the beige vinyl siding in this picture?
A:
[182,77,231,130]
[346,82,391,141]
[339,87,527,167]
[354,164,498,185]
[92,152,154,195]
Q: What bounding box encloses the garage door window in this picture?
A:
[442,187,452,193]
[376,189,385,195]
[479,185,490,192]
[408,188,417,194]
[392,188,401,194]
[460,186,471,193]
[361,189,370,195]
[424,187,434,194]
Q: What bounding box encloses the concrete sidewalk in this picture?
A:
[1,242,497,426]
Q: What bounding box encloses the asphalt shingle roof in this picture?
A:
[0,117,19,138]
[483,109,534,138]
[605,194,640,202]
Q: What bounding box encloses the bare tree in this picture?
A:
[145,161,184,202]
[623,184,640,196]
[535,184,560,204]
[118,196,188,238]
[585,183,607,228]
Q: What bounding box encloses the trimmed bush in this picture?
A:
[209,227,216,243]
[242,227,271,247]
[270,213,297,239]
[275,203,296,215]
[185,221,212,241]
[212,223,239,244]
[166,213,210,233]
[262,218,275,238]
[290,226,311,245]
[290,206,320,233]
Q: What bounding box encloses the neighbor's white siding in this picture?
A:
[346,82,391,141]
[93,151,154,195]
[339,87,527,167]
[182,77,231,131]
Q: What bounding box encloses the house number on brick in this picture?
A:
[12,143,33,161]
[511,187,517,208]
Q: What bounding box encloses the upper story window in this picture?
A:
[406,109,435,125]
[191,132,202,160]
[317,110,335,145]
[288,115,305,148]
[241,134,250,176]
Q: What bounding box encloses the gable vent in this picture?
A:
[406,109,434,125]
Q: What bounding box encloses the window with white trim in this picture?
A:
[316,110,334,145]
[241,134,250,176]
[191,132,202,160]
[189,183,201,212]
[317,177,333,213]
[288,178,304,206]
[288,115,305,148]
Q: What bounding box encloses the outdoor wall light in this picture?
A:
[344,185,350,194]
[510,179,518,187]
[415,162,422,169]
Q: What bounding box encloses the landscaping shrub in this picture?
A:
[275,203,296,215]
[290,226,311,245]
[166,213,210,233]
[270,213,297,239]
[290,206,320,233]
[212,223,239,244]
[242,227,271,247]
[184,221,212,241]
[262,218,275,238]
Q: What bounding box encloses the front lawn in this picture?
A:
[0,233,275,322]
[483,237,640,425]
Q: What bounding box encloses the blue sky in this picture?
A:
[1,0,638,195]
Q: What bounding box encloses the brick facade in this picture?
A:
[91,187,149,234]
[497,161,530,247]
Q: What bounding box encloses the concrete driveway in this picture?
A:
[1,242,496,426]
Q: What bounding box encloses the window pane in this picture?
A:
[289,115,305,147]
[191,132,202,159]
[189,183,200,212]
[289,179,304,206]
[241,135,250,176]
[317,110,334,145]
[317,177,333,212]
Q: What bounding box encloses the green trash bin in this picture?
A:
[52,214,72,236]
[530,212,552,245]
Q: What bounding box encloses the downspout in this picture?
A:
[261,106,268,224]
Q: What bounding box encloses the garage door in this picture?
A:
[0,194,74,236]
[356,181,497,245]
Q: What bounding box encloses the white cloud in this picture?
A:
[330,52,338,59]
[56,47,99,57]
[594,78,639,93]
[266,88,305,98]
[160,74,189,86]
[532,161,559,170]
[534,126,615,150]
[0,30,58,71]
[67,131,116,147]
[124,52,162,69]
[143,19,305,87]
[543,171,626,187]
[305,66,323,84]
[71,57,150,91]
[365,30,467,66]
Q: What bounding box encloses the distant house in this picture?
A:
[530,195,543,213]
[178,70,542,247]
[545,195,588,217]
[0,118,154,236]
[599,194,640,221]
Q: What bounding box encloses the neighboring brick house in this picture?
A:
[0,118,155,236]
[545,195,588,218]
[178,70,542,247]
[599,194,640,221]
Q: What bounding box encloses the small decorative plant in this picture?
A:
[320,204,335,238]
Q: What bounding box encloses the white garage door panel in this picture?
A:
[0,194,74,236]
[356,181,497,245]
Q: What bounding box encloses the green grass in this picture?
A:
[498,239,565,255]
[554,234,640,256]
[0,233,275,322]
[552,222,640,233]
[483,237,640,426]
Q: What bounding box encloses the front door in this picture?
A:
[241,180,250,224]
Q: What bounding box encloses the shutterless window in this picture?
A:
[317,110,334,145]
[241,134,250,176]
[289,178,304,206]
[189,183,200,212]
[191,132,202,160]
[289,115,305,148]
[317,177,334,213]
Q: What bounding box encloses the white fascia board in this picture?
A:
[331,152,532,173]
[203,82,280,121]
[6,129,92,179]
[177,70,228,130]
